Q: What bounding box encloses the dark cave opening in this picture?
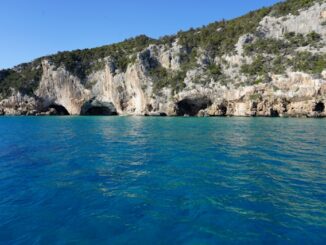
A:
[176,97,212,116]
[314,102,325,113]
[80,99,118,116]
[219,104,227,116]
[48,104,70,115]
[82,106,118,116]
[270,109,279,117]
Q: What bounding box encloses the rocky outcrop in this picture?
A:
[36,60,90,115]
[1,61,325,118]
[259,2,326,39]
[0,92,40,116]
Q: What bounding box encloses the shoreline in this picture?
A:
[1,114,325,119]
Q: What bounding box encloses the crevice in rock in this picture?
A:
[176,97,212,116]
[314,102,325,113]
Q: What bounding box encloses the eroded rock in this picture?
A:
[80,98,118,116]
[175,97,212,116]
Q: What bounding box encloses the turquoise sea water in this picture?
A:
[0,117,325,244]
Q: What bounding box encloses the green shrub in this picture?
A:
[246,31,322,57]
[207,63,222,78]
[241,55,268,76]
[48,35,155,80]
[244,38,289,55]
[250,93,261,101]
[306,31,322,44]
[149,65,187,94]
[284,32,308,47]
[271,0,321,17]
[175,6,272,69]
[254,78,263,85]
[0,61,42,97]
[306,31,321,41]
[271,55,289,74]
[291,51,326,74]
[242,51,325,76]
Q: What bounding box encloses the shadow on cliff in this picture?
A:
[47,104,70,115]
[175,97,212,116]
[80,98,118,116]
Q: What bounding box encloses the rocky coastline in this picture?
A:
[1,1,326,118]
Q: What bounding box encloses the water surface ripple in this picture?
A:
[0,117,325,244]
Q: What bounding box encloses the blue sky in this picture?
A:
[0,0,281,69]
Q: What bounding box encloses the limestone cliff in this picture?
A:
[1,0,326,117]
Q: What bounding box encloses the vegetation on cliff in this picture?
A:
[48,35,155,80]
[149,66,187,94]
[271,0,323,16]
[0,61,42,97]
[241,31,325,76]
[0,0,324,98]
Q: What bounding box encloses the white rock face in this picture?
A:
[0,92,39,115]
[4,59,325,117]
[33,50,174,116]
[154,42,183,71]
[88,54,172,116]
[36,60,90,115]
[258,2,326,39]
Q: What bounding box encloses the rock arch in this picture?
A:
[48,104,70,115]
[176,97,212,116]
[80,99,118,116]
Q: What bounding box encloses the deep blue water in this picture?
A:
[0,117,325,244]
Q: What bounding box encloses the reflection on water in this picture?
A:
[0,117,325,244]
